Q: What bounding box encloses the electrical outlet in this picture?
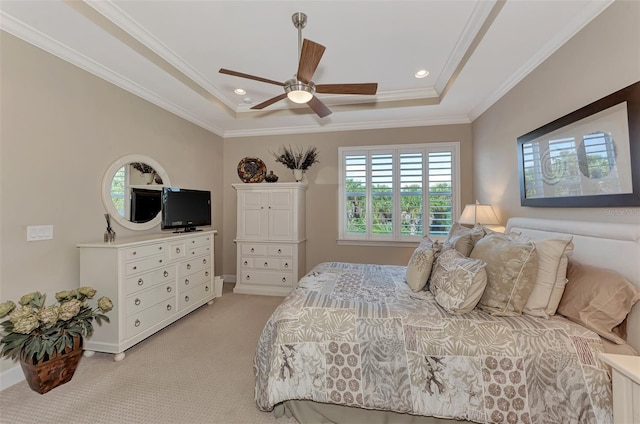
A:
[27,225,54,241]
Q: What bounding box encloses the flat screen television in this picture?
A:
[161,187,211,232]
[130,188,162,223]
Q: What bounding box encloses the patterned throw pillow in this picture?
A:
[444,222,485,257]
[430,249,487,314]
[470,233,538,316]
[405,237,441,292]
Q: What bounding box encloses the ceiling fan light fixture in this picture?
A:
[285,79,315,104]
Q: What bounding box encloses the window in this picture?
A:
[339,142,460,244]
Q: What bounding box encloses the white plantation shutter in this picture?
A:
[339,143,459,243]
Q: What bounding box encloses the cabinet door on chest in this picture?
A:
[237,190,292,240]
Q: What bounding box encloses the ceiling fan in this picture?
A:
[219,12,378,118]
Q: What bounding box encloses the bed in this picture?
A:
[254,217,640,424]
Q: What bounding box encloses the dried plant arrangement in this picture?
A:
[272,145,319,170]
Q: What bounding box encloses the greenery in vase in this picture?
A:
[0,288,113,362]
[272,145,319,171]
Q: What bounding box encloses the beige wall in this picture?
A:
[222,124,473,277]
[472,0,640,224]
[0,32,223,373]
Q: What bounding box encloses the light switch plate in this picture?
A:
[27,225,53,241]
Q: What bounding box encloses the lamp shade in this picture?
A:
[458,202,500,225]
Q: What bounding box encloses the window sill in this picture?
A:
[337,238,445,247]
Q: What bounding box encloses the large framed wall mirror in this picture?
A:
[517,81,639,207]
[102,154,171,230]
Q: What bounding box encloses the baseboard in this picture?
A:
[223,274,236,283]
[0,364,24,391]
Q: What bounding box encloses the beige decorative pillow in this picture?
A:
[430,249,487,314]
[444,222,485,257]
[557,260,640,344]
[509,234,575,318]
[405,237,441,292]
[470,233,538,316]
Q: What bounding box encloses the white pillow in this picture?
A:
[430,249,487,314]
[405,237,441,292]
[511,234,574,318]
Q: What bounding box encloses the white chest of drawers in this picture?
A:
[233,183,306,296]
[78,230,216,361]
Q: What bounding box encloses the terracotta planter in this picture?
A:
[19,336,83,394]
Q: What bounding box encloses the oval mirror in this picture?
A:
[102,154,171,231]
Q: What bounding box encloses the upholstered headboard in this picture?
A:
[505,217,640,352]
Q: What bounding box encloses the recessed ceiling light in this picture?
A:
[234,88,246,95]
[415,70,429,79]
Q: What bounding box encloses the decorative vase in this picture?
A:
[293,169,304,182]
[265,171,279,183]
[19,336,83,394]
[142,172,155,184]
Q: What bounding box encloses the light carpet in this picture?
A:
[0,284,298,424]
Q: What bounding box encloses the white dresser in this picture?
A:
[233,183,306,296]
[78,230,216,361]
[600,353,640,424]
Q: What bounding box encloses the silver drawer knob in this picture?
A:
[167,304,172,311]
[278,249,282,254]
[243,261,248,266]
[135,319,141,327]
[251,248,255,253]
[132,251,137,256]
[159,259,163,263]
[134,298,141,306]
[205,285,210,291]
[284,263,289,268]
[185,279,190,285]
[137,278,144,286]
[205,271,209,277]
[176,247,181,253]
[246,275,251,280]
[133,266,137,271]
[282,277,286,283]
[187,264,191,270]
[264,262,268,267]
[202,259,207,264]
[185,296,190,302]
[164,270,169,277]
[166,286,172,293]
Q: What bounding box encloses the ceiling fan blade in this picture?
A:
[307,96,332,118]
[250,93,288,110]
[296,39,326,84]
[315,83,378,95]
[219,68,285,86]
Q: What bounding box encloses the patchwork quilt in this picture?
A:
[254,262,613,424]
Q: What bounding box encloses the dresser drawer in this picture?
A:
[178,268,211,292]
[240,271,295,287]
[241,244,267,256]
[126,282,175,316]
[126,298,176,339]
[125,255,167,276]
[187,245,211,258]
[178,281,212,310]
[125,265,174,295]
[178,256,210,277]
[187,234,213,248]
[168,242,186,260]
[124,243,165,261]
[267,245,293,257]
